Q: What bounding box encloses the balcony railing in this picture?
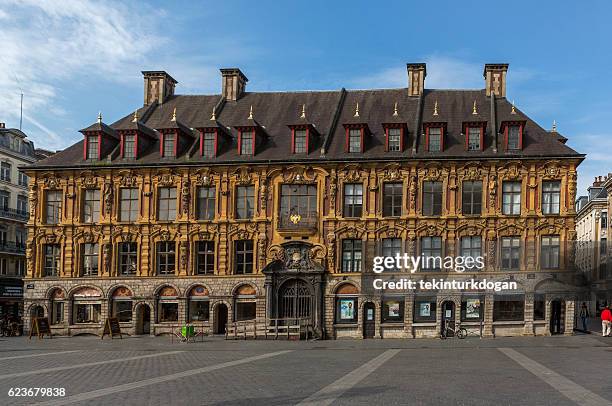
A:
[0,242,26,254]
[278,211,318,231]
[0,208,28,221]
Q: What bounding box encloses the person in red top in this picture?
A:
[601,305,612,337]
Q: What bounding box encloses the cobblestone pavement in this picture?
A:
[0,333,610,406]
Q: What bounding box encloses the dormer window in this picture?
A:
[467,127,481,151]
[122,134,136,159]
[201,130,216,158]
[463,123,485,151]
[502,122,524,151]
[293,129,307,154]
[424,125,444,152]
[162,133,176,158]
[387,128,401,151]
[239,129,254,155]
[348,129,362,153]
[86,135,99,160]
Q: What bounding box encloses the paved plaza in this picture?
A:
[0,333,610,406]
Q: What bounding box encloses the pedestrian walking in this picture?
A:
[579,302,589,332]
[601,305,612,337]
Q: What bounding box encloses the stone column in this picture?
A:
[483,293,494,337]
[403,293,414,338]
[564,300,575,335]
[523,292,535,336]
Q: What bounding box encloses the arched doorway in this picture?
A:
[550,299,565,335]
[135,304,151,335]
[441,301,456,337]
[278,279,313,320]
[214,304,228,334]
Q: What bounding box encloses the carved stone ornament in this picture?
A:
[539,161,562,179]
[43,175,61,189]
[103,183,113,216]
[258,231,267,268]
[181,184,190,215]
[80,174,98,189]
[195,169,214,186]
[342,166,365,182]
[119,171,138,187]
[409,174,417,211]
[83,231,95,243]
[235,167,252,185]
[381,165,402,181]
[282,166,315,183]
[160,229,171,241]
[157,172,175,187]
[488,175,498,210]
[103,243,112,274]
[45,234,57,244]
[180,241,188,270]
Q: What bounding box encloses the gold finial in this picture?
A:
[97,112,102,123]
[511,99,516,114]
[552,120,557,132]
[171,107,177,122]
[354,102,360,117]
[210,106,216,121]
[433,100,439,116]
[300,104,306,119]
[393,102,398,117]
[472,100,478,115]
[132,110,139,123]
[248,105,253,120]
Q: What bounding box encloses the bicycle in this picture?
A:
[440,320,467,339]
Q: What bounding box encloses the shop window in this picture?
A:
[189,286,210,322]
[74,303,101,323]
[382,298,404,323]
[159,302,178,322]
[413,298,437,322]
[460,296,484,321]
[235,302,256,321]
[534,294,546,320]
[112,287,133,322]
[335,297,358,324]
[493,295,525,321]
[52,301,64,324]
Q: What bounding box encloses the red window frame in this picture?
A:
[83,133,101,160]
[463,123,485,151]
[502,122,524,151]
[120,131,139,159]
[290,126,310,154]
[423,124,445,152]
[160,130,178,158]
[237,128,256,155]
[344,125,365,153]
[383,124,405,152]
[199,128,218,157]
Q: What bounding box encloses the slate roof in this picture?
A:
[29,84,583,169]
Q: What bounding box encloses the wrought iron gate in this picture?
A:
[278,279,312,320]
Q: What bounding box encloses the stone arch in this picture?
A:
[45,285,67,300]
[153,283,181,298]
[68,285,104,299]
[231,282,258,297]
[185,283,212,298]
[334,282,360,295]
[107,284,134,298]
[26,302,48,316]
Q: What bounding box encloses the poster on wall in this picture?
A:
[466,299,481,319]
[419,302,431,317]
[388,301,400,317]
[340,299,355,320]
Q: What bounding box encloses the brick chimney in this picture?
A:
[142,71,178,105]
[483,64,509,97]
[221,68,248,101]
[407,63,426,97]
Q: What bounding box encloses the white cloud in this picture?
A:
[0,0,166,148]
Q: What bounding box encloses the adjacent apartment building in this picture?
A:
[0,123,51,320]
[22,63,584,339]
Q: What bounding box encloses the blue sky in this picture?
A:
[0,0,610,195]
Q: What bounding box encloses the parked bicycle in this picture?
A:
[440,320,467,339]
